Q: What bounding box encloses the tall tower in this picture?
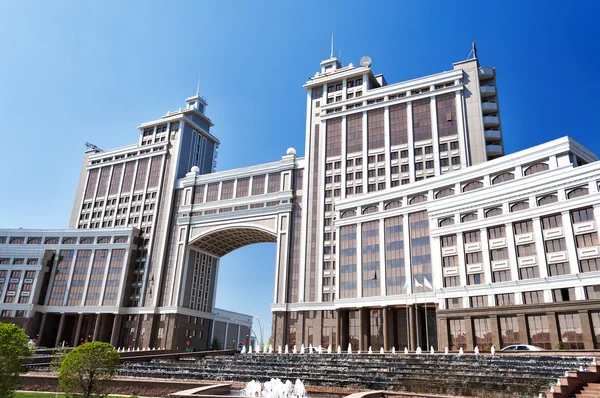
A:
[67,94,219,347]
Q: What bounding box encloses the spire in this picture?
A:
[196,73,202,96]
[330,33,334,59]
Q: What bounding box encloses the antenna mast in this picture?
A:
[196,73,202,96]
[85,142,103,152]
[330,33,334,59]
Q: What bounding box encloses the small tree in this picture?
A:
[58,341,120,398]
[0,322,33,398]
[210,337,222,350]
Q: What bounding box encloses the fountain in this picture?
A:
[474,346,479,356]
[368,346,372,354]
[347,343,352,354]
[300,344,305,354]
[444,347,449,355]
[404,347,408,355]
[285,345,289,354]
[248,346,253,354]
[430,346,434,355]
[380,347,384,354]
[292,345,297,354]
[327,345,332,354]
[255,343,260,353]
[243,378,306,398]
[458,347,464,356]
[269,344,273,354]
[337,345,341,354]
[308,344,313,354]
[278,345,282,354]
[241,346,247,354]
[392,347,396,354]
[263,345,268,354]
[491,345,496,356]
[416,347,422,355]
[357,350,361,355]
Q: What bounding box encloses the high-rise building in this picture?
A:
[2,47,600,352]
[0,94,252,350]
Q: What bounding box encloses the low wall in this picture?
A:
[20,374,216,397]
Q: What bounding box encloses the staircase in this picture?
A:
[575,383,600,397]
[115,354,598,398]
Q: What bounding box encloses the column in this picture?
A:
[409,305,416,351]
[578,310,595,349]
[457,232,467,287]
[296,311,304,346]
[361,111,368,194]
[382,307,390,351]
[406,101,415,183]
[480,228,492,284]
[360,308,369,352]
[430,96,440,176]
[437,317,448,350]
[517,314,528,345]
[356,222,363,298]
[489,315,501,349]
[37,312,48,346]
[383,106,391,188]
[340,115,348,199]
[93,313,102,341]
[74,314,84,346]
[547,312,560,349]
[379,219,386,296]
[110,314,122,347]
[55,313,66,347]
[505,223,519,282]
[532,217,549,278]
[562,211,580,275]
[464,316,474,351]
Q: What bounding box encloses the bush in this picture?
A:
[210,337,222,350]
[58,341,120,398]
[0,322,33,398]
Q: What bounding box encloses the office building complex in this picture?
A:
[0,94,251,350]
[2,48,600,352]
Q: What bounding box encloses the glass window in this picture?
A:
[527,315,551,349]
[557,313,584,349]
[326,117,342,157]
[448,319,466,350]
[513,220,533,235]
[492,172,514,185]
[524,163,549,176]
[413,98,432,141]
[499,316,520,348]
[571,207,594,224]
[346,114,363,154]
[463,181,483,192]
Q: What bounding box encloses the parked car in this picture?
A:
[500,344,545,351]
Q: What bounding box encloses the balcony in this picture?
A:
[487,144,504,157]
[483,115,500,128]
[479,67,495,80]
[480,85,496,97]
[484,130,502,142]
[481,102,498,114]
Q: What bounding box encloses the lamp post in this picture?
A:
[253,316,264,349]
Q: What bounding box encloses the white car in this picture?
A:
[500,344,545,351]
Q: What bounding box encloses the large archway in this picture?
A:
[188,225,277,257]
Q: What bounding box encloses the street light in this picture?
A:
[253,316,264,349]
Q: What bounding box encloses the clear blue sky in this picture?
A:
[0,1,599,341]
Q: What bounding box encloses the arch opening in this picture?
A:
[189,226,277,257]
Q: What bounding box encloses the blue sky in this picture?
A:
[0,1,599,341]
